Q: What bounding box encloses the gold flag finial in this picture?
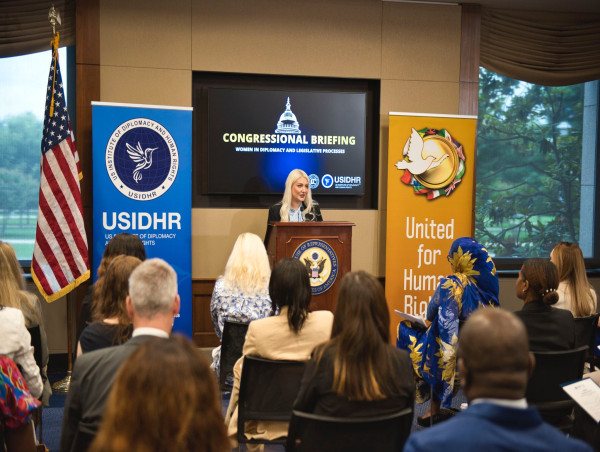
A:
[48,4,61,36]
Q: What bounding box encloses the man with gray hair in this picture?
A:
[61,258,180,452]
[404,308,592,452]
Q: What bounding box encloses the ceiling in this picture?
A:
[385,0,600,14]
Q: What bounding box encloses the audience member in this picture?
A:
[77,255,141,356]
[293,271,414,417]
[224,257,333,448]
[0,356,41,452]
[514,258,576,351]
[397,237,499,425]
[61,258,180,452]
[550,242,597,317]
[210,232,272,377]
[403,308,593,452]
[0,241,47,403]
[77,233,146,340]
[88,335,229,452]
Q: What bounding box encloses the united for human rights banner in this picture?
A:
[385,113,477,341]
[92,102,192,337]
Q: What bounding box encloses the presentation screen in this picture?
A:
[193,72,379,209]
[206,88,366,195]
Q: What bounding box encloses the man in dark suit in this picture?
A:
[60,258,180,452]
[403,308,592,452]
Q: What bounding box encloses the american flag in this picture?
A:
[31,41,90,302]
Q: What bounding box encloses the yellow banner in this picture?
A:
[385,113,477,341]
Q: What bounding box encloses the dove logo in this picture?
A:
[106,118,179,201]
[395,127,465,199]
[293,239,338,295]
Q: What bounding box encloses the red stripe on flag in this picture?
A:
[34,216,69,289]
[37,174,82,281]
[51,144,89,263]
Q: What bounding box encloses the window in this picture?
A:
[475,68,599,265]
[0,48,69,262]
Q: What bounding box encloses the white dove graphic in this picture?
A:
[126,141,158,183]
[395,128,449,175]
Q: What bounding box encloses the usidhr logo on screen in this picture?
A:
[105,118,179,201]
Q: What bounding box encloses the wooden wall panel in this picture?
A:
[192,279,219,347]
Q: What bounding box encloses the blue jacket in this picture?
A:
[403,402,593,452]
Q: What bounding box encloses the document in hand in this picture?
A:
[562,372,600,423]
[394,309,427,328]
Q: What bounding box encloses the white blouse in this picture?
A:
[554,281,598,316]
[0,306,43,398]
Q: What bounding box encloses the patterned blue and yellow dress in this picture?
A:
[397,237,499,408]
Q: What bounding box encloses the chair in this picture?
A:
[219,320,249,392]
[526,345,588,432]
[286,407,413,452]
[574,313,600,371]
[27,326,43,442]
[237,356,306,448]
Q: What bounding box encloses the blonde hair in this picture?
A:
[0,241,37,326]
[279,169,314,222]
[552,242,596,317]
[222,233,270,296]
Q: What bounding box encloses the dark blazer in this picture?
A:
[403,403,593,452]
[514,299,576,351]
[60,334,160,452]
[293,345,414,418]
[267,201,323,223]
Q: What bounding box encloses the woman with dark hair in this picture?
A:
[89,335,229,452]
[267,169,323,223]
[397,237,499,425]
[294,271,414,417]
[77,233,146,339]
[514,258,576,351]
[224,258,333,447]
[77,255,141,355]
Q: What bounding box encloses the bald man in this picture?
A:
[404,308,592,452]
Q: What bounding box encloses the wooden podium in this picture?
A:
[264,221,355,313]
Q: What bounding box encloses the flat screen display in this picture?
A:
[206,88,367,195]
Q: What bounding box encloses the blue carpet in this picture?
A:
[41,372,68,452]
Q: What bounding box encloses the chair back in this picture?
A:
[237,356,306,445]
[219,320,249,391]
[286,407,413,452]
[526,345,587,403]
[574,313,599,370]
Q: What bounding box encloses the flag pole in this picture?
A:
[46,4,73,394]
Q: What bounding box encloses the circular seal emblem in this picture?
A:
[308,173,320,189]
[293,240,338,295]
[394,127,466,200]
[105,118,179,201]
[321,174,333,189]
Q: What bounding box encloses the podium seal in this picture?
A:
[293,239,338,294]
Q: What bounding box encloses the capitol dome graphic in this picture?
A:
[275,97,301,134]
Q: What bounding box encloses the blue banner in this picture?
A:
[92,102,192,337]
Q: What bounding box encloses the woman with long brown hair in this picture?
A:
[550,242,597,318]
[294,270,414,417]
[77,255,141,355]
[89,335,229,452]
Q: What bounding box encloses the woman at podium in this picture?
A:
[268,169,323,223]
